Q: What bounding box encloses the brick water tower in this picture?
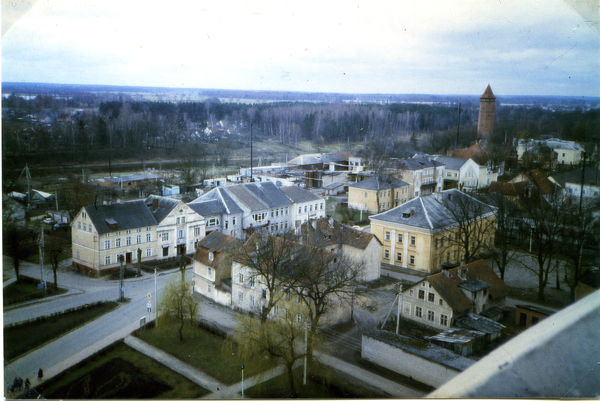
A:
[477,85,496,139]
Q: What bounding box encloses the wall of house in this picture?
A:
[72,211,101,273]
[193,271,232,307]
[361,335,466,388]
[370,222,435,274]
[339,239,382,282]
[402,280,456,329]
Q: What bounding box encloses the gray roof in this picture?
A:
[280,185,323,203]
[349,175,409,191]
[458,278,492,292]
[105,173,158,183]
[145,195,180,224]
[426,328,486,344]
[455,313,505,334]
[550,166,600,187]
[188,199,227,216]
[225,184,269,211]
[323,181,345,190]
[432,156,469,170]
[85,200,157,235]
[196,230,238,253]
[370,190,495,231]
[398,157,443,171]
[244,182,293,208]
[365,330,475,372]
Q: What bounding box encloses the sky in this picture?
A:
[2,0,599,97]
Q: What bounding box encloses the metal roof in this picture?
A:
[279,185,323,203]
[145,195,180,223]
[349,175,409,191]
[455,313,506,334]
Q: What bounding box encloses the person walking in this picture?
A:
[37,368,43,381]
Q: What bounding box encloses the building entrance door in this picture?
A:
[177,244,186,255]
[126,252,132,263]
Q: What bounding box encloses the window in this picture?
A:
[105,255,111,265]
[439,299,443,306]
[163,247,168,257]
[207,284,212,293]
[427,310,435,322]
[178,230,184,239]
[410,236,416,246]
[285,208,289,215]
[397,233,403,243]
[252,213,266,223]
[396,252,402,262]
[136,235,142,244]
[232,216,237,225]
[320,203,323,210]
[415,306,422,318]
[238,273,244,283]
[146,248,152,257]
[161,232,169,241]
[271,210,274,218]
[176,217,180,225]
[89,226,92,233]
[262,289,267,299]
[410,255,415,265]
[146,233,152,242]
[126,236,131,246]
[249,295,255,306]
[78,222,81,230]
[207,267,212,277]
[115,238,121,247]
[310,205,313,212]
[385,231,390,241]
[104,239,110,250]
[428,293,435,302]
[298,207,302,214]
[181,216,185,224]
[249,277,255,287]
[304,206,307,213]
[208,252,214,261]
[238,291,244,303]
[440,314,448,326]
[384,250,390,259]
[418,290,425,299]
[83,223,86,231]
[409,290,413,297]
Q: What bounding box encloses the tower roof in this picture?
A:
[480,85,496,99]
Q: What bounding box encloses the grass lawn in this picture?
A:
[135,317,274,385]
[4,301,119,362]
[245,365,390,398]
[37,340,209,399]
[3,275,68,306]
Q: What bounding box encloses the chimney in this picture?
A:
[459,267,467,280]
[152,198,159,211]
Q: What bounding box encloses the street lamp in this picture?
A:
[241,364,245,398]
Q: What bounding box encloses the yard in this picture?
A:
[36,340,209,399]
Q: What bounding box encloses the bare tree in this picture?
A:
[520,190,570,301]
[562,198,600,302]
[480,192,519,281]
[233,232,307,322]
[442,191,497,264]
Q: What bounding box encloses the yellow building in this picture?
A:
[370,190,496,274]
[348,175,410,214]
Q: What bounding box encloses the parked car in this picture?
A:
[52,223,70,231]
[43,218,55,225]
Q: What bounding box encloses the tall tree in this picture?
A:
[159,276,199,341]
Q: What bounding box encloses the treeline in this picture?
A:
[2,94,599,174]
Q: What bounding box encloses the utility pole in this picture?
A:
[39,225,46,297]
[395,284,403,334]
[118,254,125,302]
[155,268,159,327]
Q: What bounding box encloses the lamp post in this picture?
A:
[117,254,125,302]
[241,364,245,398]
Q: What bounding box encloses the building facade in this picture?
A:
[348,175,410,214]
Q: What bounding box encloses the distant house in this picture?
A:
[432,156,498,191]
[550,166,600,200]
[347,175,410,214]
[509,169,556,199]
[515,138,584,168]
[287,152,350,171]
[95,173,159,190]
[301,217,382,282]
[426,328,486,357]
[322,181,345,196]
[395,157,445,198]
[192,231,242,306]
[400,260,509,331]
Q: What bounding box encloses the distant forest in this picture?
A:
[2,83,599,174]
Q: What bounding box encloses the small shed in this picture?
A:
[323,181,345,196]
[455,313,505,343]
[426,328,486,357]
[515,304,554,328]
